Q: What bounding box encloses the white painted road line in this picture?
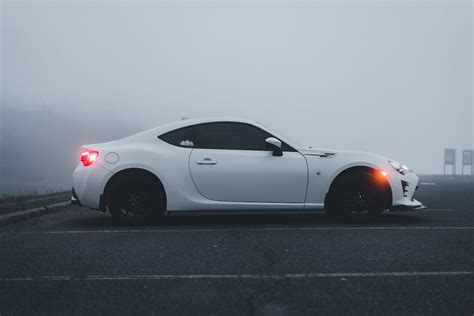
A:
[1,271,472,282]
[420,182,437,186]
[15,226,474,235]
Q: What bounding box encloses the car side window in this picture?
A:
[158,126,195,148]
[194,122,295,151]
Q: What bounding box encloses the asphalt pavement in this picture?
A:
[0,176,473,315]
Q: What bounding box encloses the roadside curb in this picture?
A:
[0,201,70,225]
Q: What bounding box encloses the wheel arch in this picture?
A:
[100,168,167,212]
[325,166,392,210]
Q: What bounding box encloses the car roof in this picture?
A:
[123,117,262,141]
[162,117,259,132]
[118,117,306,149]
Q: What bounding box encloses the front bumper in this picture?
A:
[390,199,426,212]
[387,171,426,211]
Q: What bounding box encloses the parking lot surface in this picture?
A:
[0,177,473,315]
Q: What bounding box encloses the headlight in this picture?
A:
[388,160,411,175]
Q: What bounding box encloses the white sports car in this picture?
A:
[72,118,425,223]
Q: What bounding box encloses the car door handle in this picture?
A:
[197,158,217,165]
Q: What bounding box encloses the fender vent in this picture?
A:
[305,152,337,158]
[319,153,336,158]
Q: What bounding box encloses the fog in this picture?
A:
[1,0,472,195]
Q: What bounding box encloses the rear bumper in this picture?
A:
[71,188,82,206]
[72,162,111,210]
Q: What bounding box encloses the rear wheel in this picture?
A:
[108,173,165,225]
[326,171,388,222]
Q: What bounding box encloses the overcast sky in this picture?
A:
[1,0,472,194]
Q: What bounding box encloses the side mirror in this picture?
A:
[265,137,283,157]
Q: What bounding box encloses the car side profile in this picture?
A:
[72,118,425,223]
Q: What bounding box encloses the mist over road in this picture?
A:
[1,1,473,196]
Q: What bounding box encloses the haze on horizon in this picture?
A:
[0,0,472,195]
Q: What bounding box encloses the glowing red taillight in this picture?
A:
[80,150,99,167]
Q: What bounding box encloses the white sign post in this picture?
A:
[444,149,456,175]
[462,150,473,175]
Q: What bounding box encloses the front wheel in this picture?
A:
[326,171,388,222]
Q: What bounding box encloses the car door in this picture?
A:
[189,122,308,203]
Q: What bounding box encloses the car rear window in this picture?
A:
[158,126,195,147]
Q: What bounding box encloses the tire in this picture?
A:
[108,173,165,225]
[326,170,388,222]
